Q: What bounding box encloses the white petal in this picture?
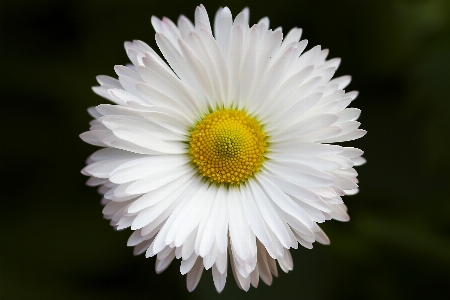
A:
[352,157,367,166]
[241,185,272,248]
[110,155,188,184]
[133,238,154,256]
[127,172,193,213]
[195,4,212,34]
[263,76,322,124]
[277,248,294,272]
[258,175,315,229]
[215,249,228,274]
[96,75,122,88]
[101,115,184,143]
[215,200,229,254]
[329,204,350,221]
[194,188,216,254]
[174,186,214,247]
[155,250,175,274]
[228,188,252,263]
[212,264,227,293]
[202,241,218,270]
[312,225,330,245]
[80,130,109,147]
[338,108,361,122]
[264,173,332,212]
[250,266,259,288]
[181,253,198,275]
[178,37,215,104]
[125,164,192,194]
[248,180,291,248]
[256,241,272,286]
[186,257,204,292]
[160,179,205,249]
[265,161,335,188]
[317,129,367,143]
[214,7,233,57]
[230,251,251,291]
[271,114,338,142]
[198,188,224,257]
[182,229,198,260]
[329,75,352,89]
[131,177,191,230]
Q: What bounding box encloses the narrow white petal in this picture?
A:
[212,264,227,293]
[181,253,198,275]
[215,194,229,254]
[248,180,291,248]
[194,187,216,253]
[202,241,218,270]
[178,37,215,105]
[256,240,273,285]
[329,204,350,221]
[182,229,198,260]
[264,173,332,212]
[263,76,322,123]
[317,129,367,143]
[250,265,259,288]
[101,115,184,142]
[155,248,175,274]
[111,127,185,154]
[141,213,167,237]
[230,251,251,291]
[154,33,204,100]
[96,75,122,88]
[329,75,352,89]
[195,4,212,34]
[161,180,205,248]
[227,25,244,106]
[214,7,233,57]
[127,172,193,213]
[265,161,335,188]
[131,177,191,230]
[277,248,294,272]
[312,224,330,245]
[175,186,214,247]
[215,249,228,274]
[228,188,252,263]
[198,188,224,257]
[271,114,338,142]
[138,52,203,113]
[125,164,192,195]
[338,108,361,122]
[241,185,272,248]
[109,155,188,184]
[352,157,367,166]
[258,175,315,228]
[197,28,230,100]
[80,130,109,147]
[133,238,154,256]
[186,257,204,292]
[266,252,278,277]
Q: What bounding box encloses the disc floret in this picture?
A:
[189,109,267,185]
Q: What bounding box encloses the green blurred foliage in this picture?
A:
[1,0,449,299]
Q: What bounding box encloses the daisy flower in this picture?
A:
[80,5,366,293]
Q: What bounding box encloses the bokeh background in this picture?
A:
[1,0,449,299]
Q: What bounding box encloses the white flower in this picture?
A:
[80,5,366,293]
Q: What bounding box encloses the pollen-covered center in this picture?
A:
[189,109,267,185]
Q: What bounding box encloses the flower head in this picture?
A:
[80,5,366,293]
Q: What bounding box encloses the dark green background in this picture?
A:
[1,0,449,299]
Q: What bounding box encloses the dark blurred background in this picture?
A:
[1,0,449,299]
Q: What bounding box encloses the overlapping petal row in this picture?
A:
[80,5,365,292]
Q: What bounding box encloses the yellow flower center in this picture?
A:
[189,109,267,185]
